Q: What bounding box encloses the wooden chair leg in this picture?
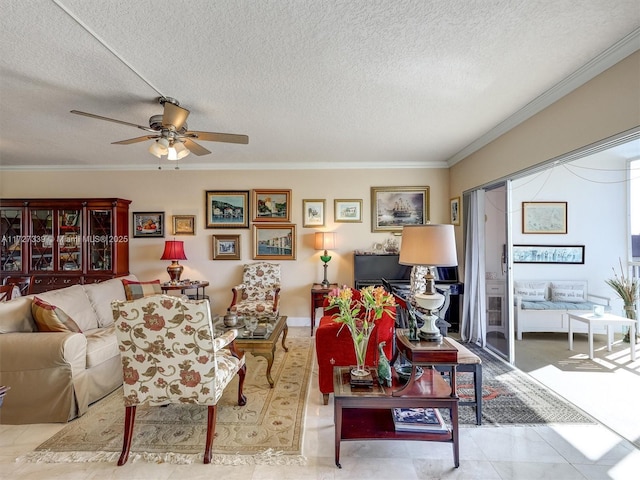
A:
[474,364,483,425]
[237,363,247,406]
[204,405,217,464]
[322,393,329,405]
[118,405,136,466]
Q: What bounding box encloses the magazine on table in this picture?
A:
[391,407,447,433]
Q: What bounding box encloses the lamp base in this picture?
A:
[167,261,183,284]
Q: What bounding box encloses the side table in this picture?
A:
[310,283,338,336]
[160,281,210,300]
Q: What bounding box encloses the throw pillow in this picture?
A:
[31,297,82,333]
[551,288,586,303]
[122,279,162,300]
[514,281,548,301]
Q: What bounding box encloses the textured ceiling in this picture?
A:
[0,0,638,171]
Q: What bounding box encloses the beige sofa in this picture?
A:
[0,274,138,424]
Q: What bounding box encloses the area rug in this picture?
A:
[18,336,312,465]
[456,343,596,427]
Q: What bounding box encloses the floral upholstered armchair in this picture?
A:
[111,294,247,465]
[228,262,281,320]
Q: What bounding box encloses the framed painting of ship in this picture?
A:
[370,186,429,233]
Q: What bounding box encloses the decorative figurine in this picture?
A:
[377,341,392,387]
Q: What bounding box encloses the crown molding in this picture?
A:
[447,28,640,167]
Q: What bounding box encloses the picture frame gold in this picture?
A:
[334,199,363,223]
[172,215,196,235]
[253,224,296,260]
[252,189,292,222]
[370,186,429,233]
[205,190,250,229]
[302,199,325,227]
[212,234,241,260]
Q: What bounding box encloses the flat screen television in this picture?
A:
[353,254,411,285]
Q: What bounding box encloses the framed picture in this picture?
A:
[205,190,250,228]
[172,215,195,235]
[522,201,567,234]
[334,199,363,223]
[513,245,584,264]
[132,212,164,238]
[370,186,429,232]
[253,224,296,260]
[450,197,460,226]
[302,199,325,227]
[212,234,241,260]
[252,189,291,222]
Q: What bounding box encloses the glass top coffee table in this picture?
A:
[213,315,288,388]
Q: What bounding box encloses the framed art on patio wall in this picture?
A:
[252,189,292,222]
[334,199,363,223]
[370,186,429,233]
[212,234,241,260]
[513,245,584,264]
[133,212,164,238]
[205,190,250,228]
[172,215,195,235]
[253,224,296,260]
[302,199,325,227]
[522,201,567,234]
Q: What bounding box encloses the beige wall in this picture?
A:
[450,50,640,195]
[0,167,448,323]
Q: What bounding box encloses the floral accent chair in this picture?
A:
[111,294,247,465]
[228,262,281,320]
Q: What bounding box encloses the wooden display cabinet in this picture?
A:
[0,198,131,293]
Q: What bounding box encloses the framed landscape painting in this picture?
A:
[172,215,195,235]
[252,189,291,222]
[253,224,296,260]
[205,190,249,228]
[334,199,363,223]
[212,234,241,260]
[513,244,584,264]
[371,186,429,232]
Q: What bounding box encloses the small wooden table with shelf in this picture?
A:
[333,331,460,469]
[310,283,338,336]
[160,281,210,300]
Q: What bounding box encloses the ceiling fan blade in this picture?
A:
[112,135,159,145]
[70,110,157,133]
[183,139,212,156]
[187,130,249,144]
[163,102,190,130]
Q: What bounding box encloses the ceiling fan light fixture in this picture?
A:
[149,137,170,158]
[173,141,190,159]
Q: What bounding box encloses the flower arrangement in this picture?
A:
[605,259,638,342]
[327,285,396,376]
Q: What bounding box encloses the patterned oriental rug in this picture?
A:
[19,336,313,465]
[456,343,596,426]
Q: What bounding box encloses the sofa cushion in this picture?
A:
[31,297,82,333]
[122,279,162,300]
[0,296,36,333]
[84,275,137,328]
[84,325,119,368]
[36,284,100,332]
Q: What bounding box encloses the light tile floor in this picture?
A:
[1,327,639,479]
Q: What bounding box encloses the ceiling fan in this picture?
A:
[71,97,248,160]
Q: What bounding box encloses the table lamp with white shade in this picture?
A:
[314,232,336,287]
[399,224,458,343]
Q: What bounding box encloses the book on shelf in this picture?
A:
[391,407,448,433]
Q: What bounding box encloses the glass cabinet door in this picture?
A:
[88,209,112,271]
[30,209,54,271]
[58,209,82,272]
[1,208,23,272]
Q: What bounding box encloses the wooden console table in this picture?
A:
[310,283,337,336]
[333,331,460,469]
